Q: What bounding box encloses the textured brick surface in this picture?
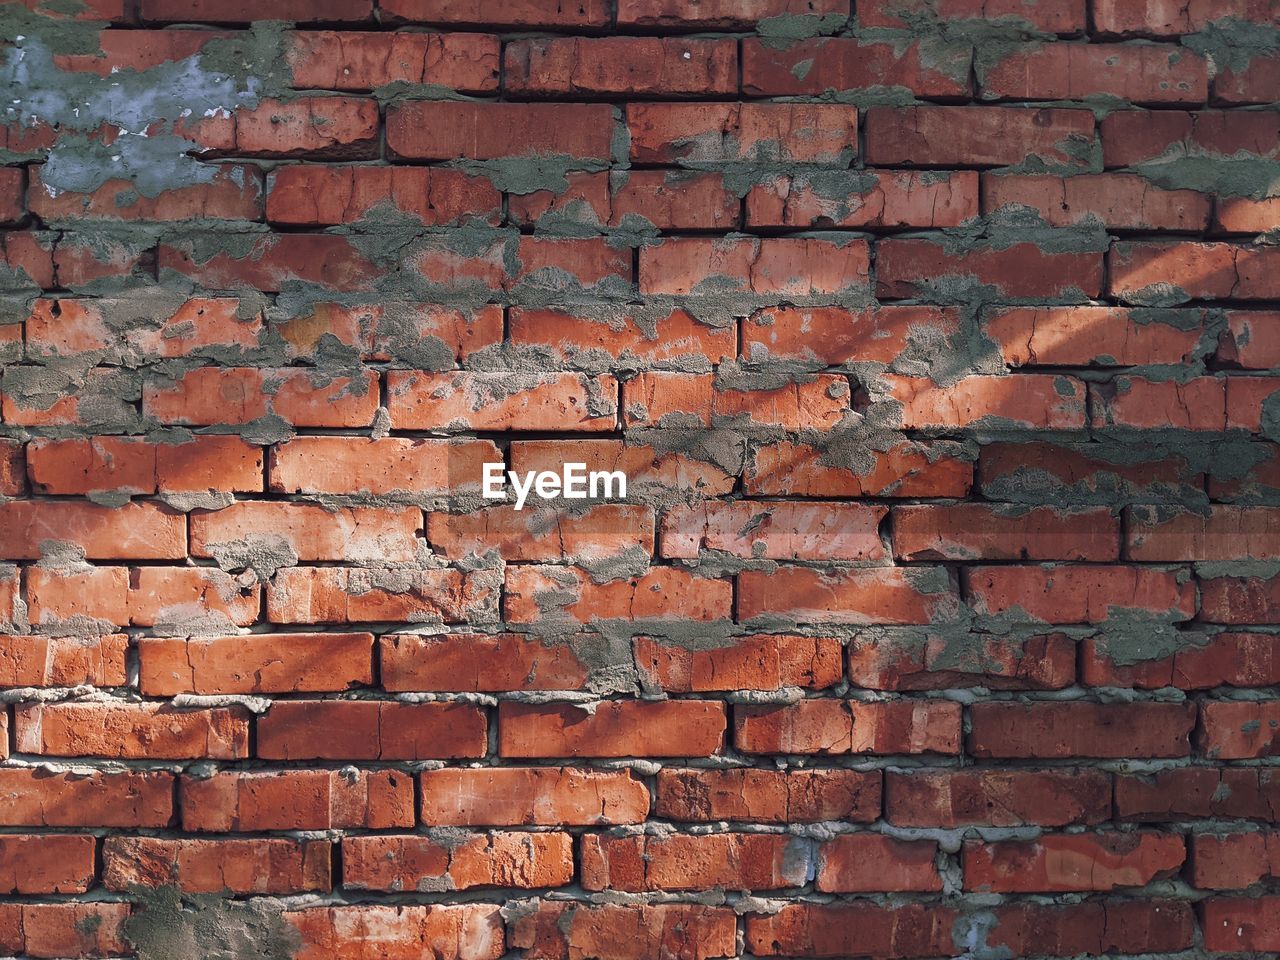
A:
[1,0,1278,956]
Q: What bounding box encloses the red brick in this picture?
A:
[0,167,24,223]
[24,565,129,628]
[738,565,958,625]
[887,768,1110,827]
[510,170,739,231]
[1214,195,1280,234]
[641,236,870,297]
[982,172,1210,230]
[1227,376,1280,433]
[287,904,504,960]
[270,437,495,497]
[510,902,735,960]
[387,371,617,432]
[1215,52,1280,104]
[24,296,264,360]
[746,439,973,498]
[256,701,487,760]
[505,565,731,624]
[618,0,848,28]
[420,767,650,826]
[743,37,971,97]
[624,372,850,431]
[191,502,421,565]
[1093,376,1225,430]
[29,163,262,220]
[267,165,501,226]
[967,564,1196,622]
[1203,896,1280,952]
[964,833,1185,892]
[287,31,498,92]
[1200,567,1280,623]
[969,702,1197,758]
[1191,831,1280,888]
[363,302,504,362]
[104,836,330,894]
[1,232,53,288]
[381,633,597,693]
[27,435,262,496]
[141,0,372,20]
[1104,109,1280,166]
[1093,0,1276,37]
[145,366,379,427]
[0,440,20,497]
[1110,241,1280,303]
[51,233,147,285]
[662,502,885,561]
[344,832,572,891]
[0,768,173,827]
[50,28,224,73]
[506,37,736,96]
[656,768,881,824]
[520,439,738,500]
[878,239,1104,299]
[586,834,803,896]
[499,700,726,758]
[1128,504,1280,560]
[859,0,1086,32]
[15,702,249,759]
[747,171,977,228]
[743,305,962,364]
[747,902,957,958]
[629,102,858,164]
[0,568,16,632]
[984,305,1206,366]
[428,503,654,562]
[865,105,1095,166]
[139,632,373,696]
[0,835,95,894]
[1116,767,1280,821]
[388,101,614,160]
[1083,631,1280,689]
[582,833,808,892]
[0,633,127,687]
[735,700,962,755]
[1199,700,1280,758]
[637,634,842,693]
[818,834,941,892]
[848,632,1076,691]
[128,567,260,628]
[894,504,1118,561]
[159,234,381,292]
[988,901,1196,956]
[0,500,185,560]
[267,566,496,625]
[181,769,414,832]
[982,43,1207,104]
[883,374,1087,429]
[383,0,610,27]
[510,306,735,366]
[0,902,130,958]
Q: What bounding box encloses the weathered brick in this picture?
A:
[965,833,1185,891]
[865,106,1095,166]
[886,769,1110,827]
[507,37,736,96]
[256,701,487,760]
[388,102,615,160]
[181,769,414,832]
[266,165,501,226]
[287,30,498,92]
[343,832,572,891]
[969,702,1197,758]
[629,102,858,164]
[735,700,962,755]
[420,767,650,826]
[103,836,331,894]
[657,768,881,823]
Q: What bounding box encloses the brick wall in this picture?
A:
[1,0,1279,956]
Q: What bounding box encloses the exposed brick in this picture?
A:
[967,564,1197,622]
[1116,767,1280,821]
[743,37,971,98]
[735,700,962,755]
[964,833,1185,891]
[1191,831,1280,888]
[656,768,881,823]
[266,165,501,226]
[983,306,1207,366]
[1202,896,1280,952]
[0,835,95,894]
[256,701,487,760]
[969,702,1197,758]
[0,500,185,560]
[510,902,735,960]
[1092,0,1275,37]
[499,700,726,758]
[982,173,1211,231]
[387,371,618,432]
[286,903,504,960]
[1199,701,1280,759]
[893,504,1119,561]
[886,769,1110,827]
[267,566,497,625]
[617,0,848,28]
[860,0,1086,32]
[1083,631,1280,689]
[388,101,615,160]
[287,31,498,92]
[0,902,130,959]
[507,37,736,96]
[343,832,573,891]
[747,902,958,958]
[981,43,1207,104]
[581,832,813,892]
[738,565,959,625]
[865,106,1095,167]
[848,632,1076,691]
[878,239,1104,299]
[180,769,414,832]
[103,836,331,894]
[141,0,373,21]
[139,632,374,695]
[629,102,858,164]
[1110,241,1280,303]
[420,767,650,826]
[0,767,173,827]
[0,633,127,686]
[505,565,731,624]
[636,634,843,693]
[883,374,1088,429]
[15,702,250,759]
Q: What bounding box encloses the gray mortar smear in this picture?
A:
[124,886,301,960]
[3,14,290,199]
